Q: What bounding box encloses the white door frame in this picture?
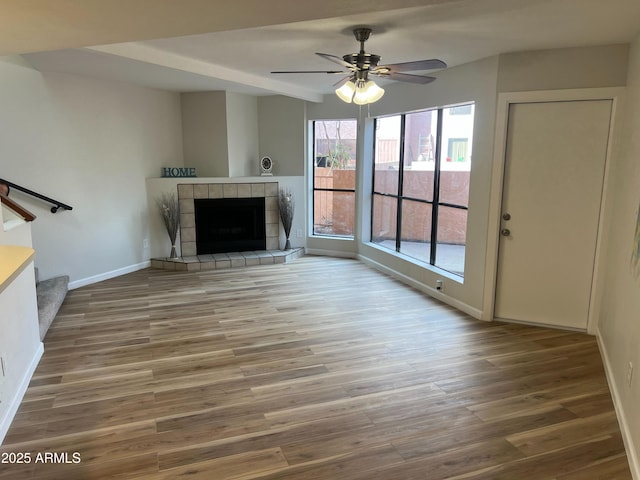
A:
[482,87,625,333]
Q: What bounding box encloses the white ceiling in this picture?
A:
[6,0,640,102]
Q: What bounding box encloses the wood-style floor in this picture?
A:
[0,255,632,479]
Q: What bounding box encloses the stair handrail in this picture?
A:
[0,178,73,213]
[0,194,36,222]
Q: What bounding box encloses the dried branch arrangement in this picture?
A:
[157,192,180,258]
[278,188,295,250]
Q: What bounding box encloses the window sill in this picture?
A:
[365,242,464,285]
[311,234,354,241]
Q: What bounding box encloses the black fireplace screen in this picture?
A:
[194,197,266,254]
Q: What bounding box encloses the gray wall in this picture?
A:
[0,55,184,286]
[227,92,259,177]
[258,96,306,176]
[598,34,640,472]
[181,91,261,177]
[181,91,229,177]
[497,44,629,92]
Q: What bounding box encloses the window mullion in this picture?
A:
[430,108,444,265]
[396,115,407,252]
[370,118,378,239]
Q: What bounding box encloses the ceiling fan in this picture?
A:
[271,27,447,105]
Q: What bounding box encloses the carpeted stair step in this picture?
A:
[36,275,69,340]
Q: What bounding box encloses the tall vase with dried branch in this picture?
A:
[278,188,294,250]
[157,193,180,259]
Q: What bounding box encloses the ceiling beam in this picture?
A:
[87,44,324,102]
[0,0,459,55]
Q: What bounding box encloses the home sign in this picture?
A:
[161,167,197,178]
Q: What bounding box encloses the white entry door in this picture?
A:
[494,100,612,330]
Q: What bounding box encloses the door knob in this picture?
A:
[502,213,511,221]
[501,228,511,237]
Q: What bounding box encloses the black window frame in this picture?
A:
[371,104,473,276]
[311,119,357,238]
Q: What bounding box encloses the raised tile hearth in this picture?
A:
[151,248,304,272]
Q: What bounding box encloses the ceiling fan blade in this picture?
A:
[333,76,353,88]
[271,70,347,74]
[383,72,437,84]
[376,59,447,73]
[316,52,357,70]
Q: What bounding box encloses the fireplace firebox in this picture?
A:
[194,197,266,254]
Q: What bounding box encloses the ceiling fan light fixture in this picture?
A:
[273,27,446,105]
[365,80,385,103]
[352,79,385,105]
[335,80,356,103]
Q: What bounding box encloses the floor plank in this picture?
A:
[0,255,632,479]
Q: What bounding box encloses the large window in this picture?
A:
[371,103,474,276]
[312,120,357,237]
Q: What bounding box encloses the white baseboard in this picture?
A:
[69,261,151,290]
[596,328,640,480]
[357,254,483,320]
[305,248,358,259]
[0,342,44,445]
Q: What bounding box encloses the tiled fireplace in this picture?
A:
[177,181,280,256]
[149,181,304,272]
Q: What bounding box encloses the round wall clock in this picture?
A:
[260,156,273,176]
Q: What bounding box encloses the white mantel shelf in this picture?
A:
[150,176,291,183]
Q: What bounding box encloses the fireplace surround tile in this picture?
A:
[265,183,278,197]
[194,184,209,198]
[266,210,278,224]
[266,223,279,238]
[237,183,251,198]
[182,242,196,256]
[178,184,194,199]
[266,238,278,250]
[251,183,265,197]
[223,184,238,198]
[177,181,280,259]
[266,196,277,211]
[181,227,196,242]
[208,184,223,198]
[180,213,195,228]
[179,199,194,214]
